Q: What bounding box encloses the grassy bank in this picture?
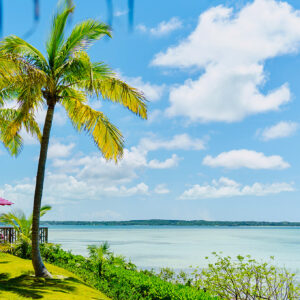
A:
[0,252,110,299]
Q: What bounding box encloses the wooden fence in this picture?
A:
[0,227,48,243]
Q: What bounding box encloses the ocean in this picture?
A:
[48,225,300,273]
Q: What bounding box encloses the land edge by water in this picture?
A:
[0,252,110,300]
[40,219,300,226]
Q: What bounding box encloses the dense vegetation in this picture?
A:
[3,240,299,300]
[1,242,216,300]
[41,219,300,227]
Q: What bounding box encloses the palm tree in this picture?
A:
[0,205,51,241]
[0,4,147,277]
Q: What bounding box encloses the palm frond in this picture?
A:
[87,76,147,119]
[0,109,24,155]
[46,5,74,69]
[61,94,124,161]
[40,205,52,218]
[0,108,41,156]
[0,210,27,234]
[57,51,93,86]
[0,53,48,89]
[56,20,111,68]
[0,35,48,71]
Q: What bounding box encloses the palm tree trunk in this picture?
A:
[32,102,55,278]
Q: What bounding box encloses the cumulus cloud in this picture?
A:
[48,142,75,159]
[152,0,300,122]
[0,174,149,211]
[50,134,200,185]
[259,121,299,141]
[180,177,294,200]
[139,134,205,152]
[148,154,180,169]
[0,134,201,211]
[203,149,289,169]
[123,76,165,102]
[147,109,163,124]
[154,184,170,194]
[137,17,182,36]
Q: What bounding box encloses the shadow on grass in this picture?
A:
[0,272,81,299]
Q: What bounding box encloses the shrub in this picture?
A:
[38,243,216,300]
[192,252,300,300]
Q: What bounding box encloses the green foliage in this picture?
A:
[192,253,300,300]
[159,267,176,283]
[37,243,216,300]
[0,4,147,161]
[0,206,51,259]
[0,205,51,241]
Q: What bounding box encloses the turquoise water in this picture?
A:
[48,225,300,272]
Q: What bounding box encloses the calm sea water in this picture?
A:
[48,225,300,273]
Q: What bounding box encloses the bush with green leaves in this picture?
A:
[0,205,51,259]
[37,243,216,300]
[192,252,300,300]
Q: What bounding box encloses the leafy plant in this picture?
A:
[192,252,300,300]
[0,205,51,241]
[0,206,51,258]
[159,267,176,282]
[36,243,216,300]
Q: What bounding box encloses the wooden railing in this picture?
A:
[0,227,48,243]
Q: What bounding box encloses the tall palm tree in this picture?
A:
[0,4,147,277]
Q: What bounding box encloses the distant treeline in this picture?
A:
[41,219,300,227]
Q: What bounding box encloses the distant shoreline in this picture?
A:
[40,219,300,227]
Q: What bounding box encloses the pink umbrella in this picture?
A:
[0,197,13,206]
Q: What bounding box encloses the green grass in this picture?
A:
[0,252,110,299]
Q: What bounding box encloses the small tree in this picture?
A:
[0,205,51,241]
[88,242,112,276]
[193,253,300,300]
[0,205,51,258]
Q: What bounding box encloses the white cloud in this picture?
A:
[0,134,200,211]
[137,17,182,37]
[20,129,39,145]
[147,109,162,124]
[152,0,300,122]
[150,17,182,36]
[180,177,294,200]
[48,142,75,159]
[139,134,205,152]
[0,174,149,212]
[259,121,299,141]
[203,149,289,169]
[124,76,165,102]
[154,184,170,194]
[148,154,180,169]
[49,134,198,190]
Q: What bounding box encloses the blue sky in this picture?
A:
[1,0,300,221]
